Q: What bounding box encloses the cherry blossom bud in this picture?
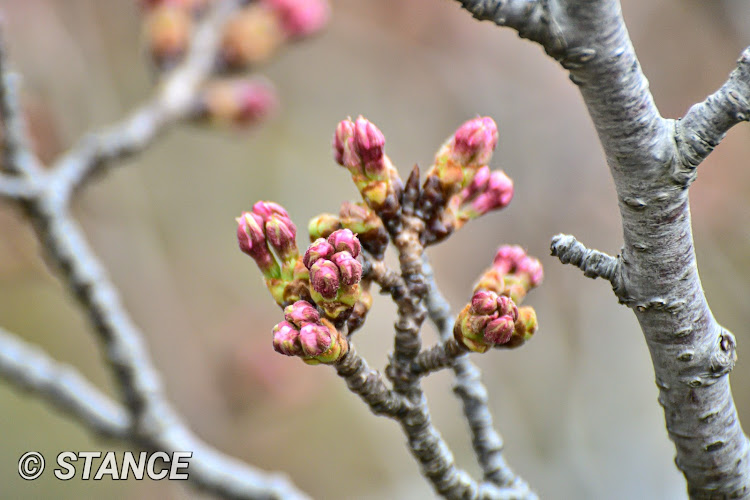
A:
[307,213,341,241]
[327,228,361,258]
[263,0,330,39]
[265,213,297,262]
[236,212,279,277]
[303,238,335,269]
[338,202,388,259]
[272,321,303,356]
[467,170,513,216]
[299,322,333,357]
[484,316,515,345]
[499,306,538,349]
[517,256,544,288]
[331,252,362,286]
[353,116,386,176]
[310,259,340,299]
[144,4,192,68]
[470,290,498,315]
[333,119,357,168]
[253,201,291,220]
[284,300,320,326]
[452,117,498,168]
[220,4,284,68]
[496,295,519,322]
[493,245,527,274]
[196,79,278,127]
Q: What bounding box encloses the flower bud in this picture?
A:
[517,256,544,288]
[499,306,538,349]
[303,238,335,269]
[353,116,386,176]
[236,212,279,277]
[307,213,341,241]
[464,170,513,217]
[484,316,515,345]
[272,321,303,356]
[144,4,192,68]
[220,4,284,68]
[496,295,519,322]
[299,322,333,357]
[196,79,278,127]
[284,300,320,326]
[330,252,362,286]
[309,259,340,299]
[327,228,361,258]
[491,245,522,274]
[263,0,330,39]
[333,119,357,168]
[470,290,498,315]
[265,212,298,262]
[452,116,498,168]
[338,202,388,259]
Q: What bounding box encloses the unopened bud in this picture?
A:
[464,170,513,217]
[327,228,361,258]
[263,0,329,39]
[299,322,333,357]
[144,4,192,68]
[308,213,341,241]
[236,212,279,277]
[265,213,298,262]
[339,202,388,258]
[493,245,527,274]
[284,300,320,326]
[197,79,278,127]
[353,116,386,176]
[499,306,538,349]
[484,316,515,345]
[309,259,340,299]
[333,119,357,167]
[273,321,303,356]
[517,256,544,288]
[220,4,284,68]
[496,295,519,322]
[331,252,362,286]
[452,116,498,168]
[303,238,335,268]
[470,290,498,315]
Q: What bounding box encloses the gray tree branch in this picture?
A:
[452,0,750,496]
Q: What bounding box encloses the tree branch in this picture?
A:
[411,338,467,376]
[423,257,533,492]
[0,326,130,439]
[677,46,750,173]
[549,234,623,293]
[49,0,245,203]
[451,0,750,496]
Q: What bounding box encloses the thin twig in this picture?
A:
[411,338,467,376]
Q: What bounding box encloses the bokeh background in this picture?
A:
[1,1,750,498]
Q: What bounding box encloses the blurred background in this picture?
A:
[1,0,749,498]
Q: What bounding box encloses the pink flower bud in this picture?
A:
[273,321,303,356]
[470,171,514,215]
[353,116,386,175]
[517,256,544,287]
[264,0,329,39]
[452,117,498,167]
[265,213,297,260]
[333,119,356,167]
[484,316,515,345]
[307,213,341,241]
[310,259,340,299]
[252,201,290,220]
[303,238,335,269]
[284,300,320,326]
[236,212,278,275]
[460,165,491,200]
[298,323,334,357]
[327,228,361,258]
[331,252,362,286]
[493,245,527,273]
[496,295,519,322]
[470,290,498,315]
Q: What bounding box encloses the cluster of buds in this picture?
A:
[308,201,389,259]
[333,117,403,225]
[220,0,329,70]
[192,78,278,127]
[303,229,363,320]
[273,301,348,364]
[420,117,513,244]
[475,245,543,303]
[236,201,310,306]
[454,246,542,352]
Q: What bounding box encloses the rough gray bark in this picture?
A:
[456,0,750,497]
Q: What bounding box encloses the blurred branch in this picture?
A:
[0,327,131,440]
[450,0,750,496]
[0,1,311,498]
[49,0,244,204]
